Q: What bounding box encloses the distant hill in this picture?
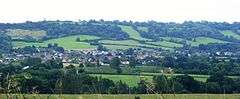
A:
[1,20,240,50]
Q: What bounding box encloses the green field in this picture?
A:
[221,30,240,40]
[190,37,228,46]
[91,73,209,87]
[6,29,47,40]
[1,94,239,99]
[99,40,171,50]
[119,25,150,41]
[146,41,183,48]
[13,35,100,50]
[160,37,228,46]
[137,26,148,32]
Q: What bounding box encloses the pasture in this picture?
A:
[13,35,99,50]
[119,25,150,41]
[221,30,240,40]
[6,29,47,40]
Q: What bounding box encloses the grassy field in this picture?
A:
[13,35,99,50]
[99,40,172,50]
[1,94,239,99]
[190,37,229,46]
[221,30,240,40]
[160,37,228,46]
[137,26,148,32]
[91,73,208,87]
[119,25,150,41]
[6,29,47,40]
[146,41,183,48]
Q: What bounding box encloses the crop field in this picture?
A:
[221,30,240,40]
[119,25,150,41]
[1,94,239,99]
[13,35,99,50]
[6,29,47,40]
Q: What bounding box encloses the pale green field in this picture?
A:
[91,73,208,87]
[160,37,228,46]
[146,41,183,48]
[137,26,148,32]
[102,44,138,50]
[221,30,240,40]
[190,37,228,46]
[1,94,239,99]
[6,29,47,40]
[90,74,152,87]
[100,40,140,46]
[13,35,99,50]
[119,25,150,41]
[100,40,172,50]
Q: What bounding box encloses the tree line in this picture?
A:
[1,57,240,94]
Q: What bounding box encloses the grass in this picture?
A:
[100,39,173,50]
[137,26,148,32]
[119,25,150,41]
[160,37,228,46]
[146,41,183,48]
[1,94,239,99]
[190,37,228,46]
[6,29,47,40]
[221,30,240,40]
[13,35,100,50]
[91,73,209,87]
[91,74,152,87]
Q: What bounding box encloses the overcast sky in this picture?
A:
[0,0,239,23]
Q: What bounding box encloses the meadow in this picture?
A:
[118,25,150,41]
[221,30,240,40]
[6,29,47,40]
[13,35,99,50]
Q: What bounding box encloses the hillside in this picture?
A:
[1,20,240,51]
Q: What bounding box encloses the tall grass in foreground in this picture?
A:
[0,94,240,99]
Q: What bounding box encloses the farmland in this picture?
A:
[221,30,240,40]
[6,29,47,40]
[13,35,100,50]
[119,25,150,41]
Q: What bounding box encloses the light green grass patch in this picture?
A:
[190,37,228,46]
[137,26,148,32]
[221,30,240,40]
[91,74,152,87]
[6,29,47,40]
[119,25,150,41]
[146,41,183,48]
[100,40,172,50]
[13,35,99,50]
[103,44,138,50]
[160,37,228,46]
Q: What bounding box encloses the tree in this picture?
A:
[76,37,80,42]
[0,53,3,59]
[0,32,12,53]
[110,57,122,74]
[174,75,201,93]
[153,75,169,93]
[97,45,108,51]
[129,58,136,68]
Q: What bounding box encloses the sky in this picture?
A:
[0,0,239,23]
